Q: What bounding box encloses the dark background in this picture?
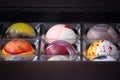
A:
[0,0,120,23]
[0,0,120,80]
[0,0,119,8]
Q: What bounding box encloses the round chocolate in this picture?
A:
[2,38,35,60]
[45,40,76,55]
[86,24,118,43]
[46,24,77,44]
[5,22,36,38]
[83,40,118,60]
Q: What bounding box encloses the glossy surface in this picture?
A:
[2,39,34,54]
[46,24,76,44]
[5,22,36,38]
[86,24,118,43]
[2,39,35,60]
[84,40,118,60]
[45,40,76,55]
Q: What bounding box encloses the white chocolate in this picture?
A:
[47,55,71,61]
[46,24,76,44]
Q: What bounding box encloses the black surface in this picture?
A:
[0,0,120,8]
[0,0,120,22]
[0,7,120,23]
[0,61,120,80]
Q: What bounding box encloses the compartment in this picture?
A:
[0,22,41,38]
[0,0,120,80]
[82,23,120,61]
[0,22,42,61]
[39,23,81,61]
[0,38,40,61]
[1,22,120,61]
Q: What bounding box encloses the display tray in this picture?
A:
[0,0,120,80]
[0,22,119,62]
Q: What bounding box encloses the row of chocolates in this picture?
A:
[0,22,119,61]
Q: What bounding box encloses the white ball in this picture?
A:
[46,24,77,44]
